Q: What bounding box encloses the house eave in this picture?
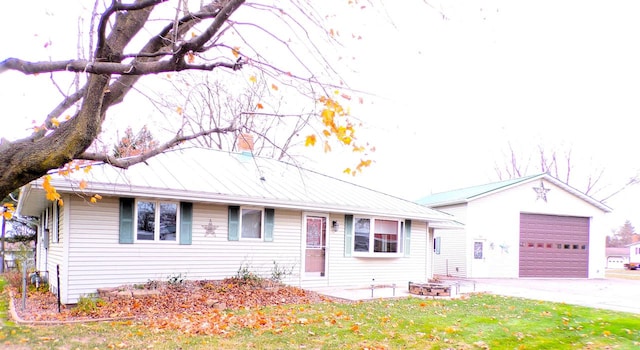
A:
[28,178,455,224]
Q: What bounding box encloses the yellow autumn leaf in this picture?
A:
[249,75,257,83]
[176,106,183,115]
[64,115,71,121]
[343,168,352,174]
[271,83,279,91]
[58,199,63,206]
[321,109,335,126]
[51,118,60,128]
[90,197,97,204]
[84,165,92,174]
[305,135,316,147]
[232,46,240,58]
[256,103,264,109]
[94,194,103,200]
[79,180,88,190]
[3,211,12,220]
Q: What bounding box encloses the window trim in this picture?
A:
[134,199,180,243]
[351,216,405,257]
[239,206,264,240]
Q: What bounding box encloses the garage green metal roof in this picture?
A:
[416,173,611,212]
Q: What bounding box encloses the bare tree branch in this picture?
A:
[79,125,238,168]
[1,58,240,75]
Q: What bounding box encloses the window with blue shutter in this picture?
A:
[404,219,412,257]
[264,208,274,242]
[344,214,353,257]
[119,197,135,244]
[228,206,240,241]
[179,202,193,245]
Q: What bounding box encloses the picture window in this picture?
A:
[136,200,177,241]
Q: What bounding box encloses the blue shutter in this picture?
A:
[179,202,193,245]
[404,219,412,257]
[119,198,135,244]
[344,215,353,257]
[228,206,240,241]
[264,208,274,242]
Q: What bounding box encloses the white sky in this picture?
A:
[2,0,640,234]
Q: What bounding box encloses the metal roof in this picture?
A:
[416,173,612,213]
[18,147,455,223]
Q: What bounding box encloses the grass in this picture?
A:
[1,279,639,349]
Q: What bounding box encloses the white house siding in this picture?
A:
[630,243,640,263]
[431,204,467,278]
[432,229,467,277]
[45,199,66,298]
[465,179,607,278]
[320,219,430,289]
[65,196,304,304]
[34,212,47,273]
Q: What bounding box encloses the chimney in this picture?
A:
[237,133,254,153]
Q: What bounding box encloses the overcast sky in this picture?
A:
[2,0,640,233]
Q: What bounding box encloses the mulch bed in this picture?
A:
[10,278,339,325]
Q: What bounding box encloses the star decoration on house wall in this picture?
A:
[202,219,218,237]
[533,180,550,202]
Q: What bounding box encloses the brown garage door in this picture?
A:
[519,213,589,278]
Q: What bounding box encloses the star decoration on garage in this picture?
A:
[533,181,551,202]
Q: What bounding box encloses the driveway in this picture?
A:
[313,276,639,314]
[464,277,639,314]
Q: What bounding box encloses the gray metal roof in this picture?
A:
[416,173,612,213]
[18,147,455,222]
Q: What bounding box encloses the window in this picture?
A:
[474,241,484,259]
[136,200,178,241]
[241,208,263,239]
[434,237,441,255]
[353,217,404,255]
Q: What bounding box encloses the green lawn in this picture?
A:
[1,279,639,349]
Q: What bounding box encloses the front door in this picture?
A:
[305,215,327,277]
[472,240,488,277]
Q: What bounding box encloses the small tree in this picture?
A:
[607,220,639,247]
[113,126,158,158]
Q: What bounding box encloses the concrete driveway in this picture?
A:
[464,277,639,314]
[314,275,639,315]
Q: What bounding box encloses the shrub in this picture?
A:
[71,294,105,316]
[270,261,294,283]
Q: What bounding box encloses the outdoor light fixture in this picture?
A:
[332,220,339,232]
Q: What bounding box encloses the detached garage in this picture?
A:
[418,174,611,279]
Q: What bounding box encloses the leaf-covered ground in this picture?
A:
[11,278,337,333]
